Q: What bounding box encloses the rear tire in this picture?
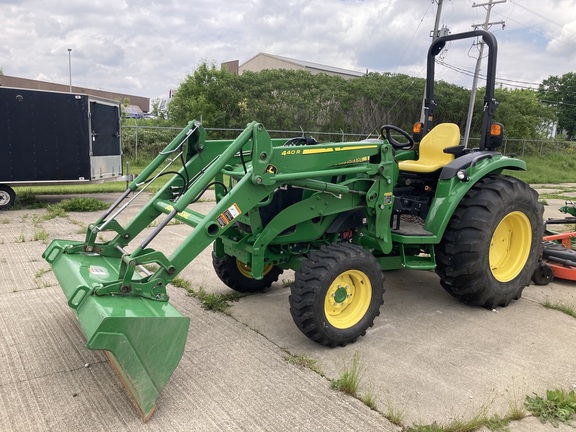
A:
[212,252,282,293]
[435,175,543,308]
[289,243,384,347]
[0,185,15,210]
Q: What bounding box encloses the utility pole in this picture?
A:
[462,0,506,147]
[420,0,449,123]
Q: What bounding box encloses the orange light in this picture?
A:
[413,122,423,133]
[490,123,502,136]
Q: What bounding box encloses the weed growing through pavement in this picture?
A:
[170,277,244,312]
[57,197,109,212]
[525,388,576,427]
[283,352,322,375]
[33,228,50,242]
[16,191,46,209]
[330,351,364,396]
[0,217,9,224]
[384,399,406,426]
[196,287,243,312]
[35,268,52,278]
[360,386,377,410]
[541,299,576,319]
[171,276,193,293]
[407,411,509,432]
[45,205,67,220]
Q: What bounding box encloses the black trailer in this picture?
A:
[0,87,130,209]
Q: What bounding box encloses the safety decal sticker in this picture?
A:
[216,203,242,228]
[89,266,109,277]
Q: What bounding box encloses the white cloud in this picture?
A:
[0,0,575,100]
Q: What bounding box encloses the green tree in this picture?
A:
[493,88,555,139]
[169,62,242,128]
[171,62,548,142]
[539,72,576,139]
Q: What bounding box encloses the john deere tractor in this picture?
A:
[43,30,542,419]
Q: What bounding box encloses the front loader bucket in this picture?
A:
[43,239,190,421]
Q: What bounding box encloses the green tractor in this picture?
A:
[43,30,542,419]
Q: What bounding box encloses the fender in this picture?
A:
[424,152,527,240]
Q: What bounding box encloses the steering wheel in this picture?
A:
[380,125,415,150]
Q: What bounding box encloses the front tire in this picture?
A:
[289,243,384,347]
[435,175,543,308]
[212,252,283,293]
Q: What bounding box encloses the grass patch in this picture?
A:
[33,229,50,242]
[384,399,406,426]
[45,204,67,219]
[196,287,243,312]
[171,276,193,292]
[407,389,529,432]
[408,412,512,432]
[16,191,47,209]
[541,299,576,319]
[171,277,244,312]
[525,388,576,427]
[56,197,109,212]
[283,352,322,375]
[35,268,52,278]
[360,387,378,410]
[511,153,576,184]
[330,351,364,396]
[41,197,108,220]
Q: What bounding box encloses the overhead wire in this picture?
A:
[436,59,542,89]
[485,0,576,50]
[508,0,576,37]
[360,2,435,136]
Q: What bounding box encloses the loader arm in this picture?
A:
[43,120,397,420]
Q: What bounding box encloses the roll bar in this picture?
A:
[423,30,498,151]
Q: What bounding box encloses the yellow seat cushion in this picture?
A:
[398,123,461,173]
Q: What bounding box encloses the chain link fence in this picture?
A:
[122,124,575,162]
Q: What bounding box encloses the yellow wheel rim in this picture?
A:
[324,270,372,329]
[489,211,532,282]
[236,260,273,279]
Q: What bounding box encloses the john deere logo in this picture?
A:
[265,164,278,174]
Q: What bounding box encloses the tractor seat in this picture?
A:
[398,123,461,173]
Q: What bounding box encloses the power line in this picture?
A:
[393,1,434,74]
[436,59,541,89]
[485,0,576,50]
[463,0,506,147]
[508,0,576,36]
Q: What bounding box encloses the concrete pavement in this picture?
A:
[0,188,575,430]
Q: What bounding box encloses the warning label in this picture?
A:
[89,266,108,277]
[216,203,242,228]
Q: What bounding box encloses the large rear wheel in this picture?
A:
[289,243,384,347]
[435,175,543,308]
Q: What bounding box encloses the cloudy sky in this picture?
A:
[1,0,575,104]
